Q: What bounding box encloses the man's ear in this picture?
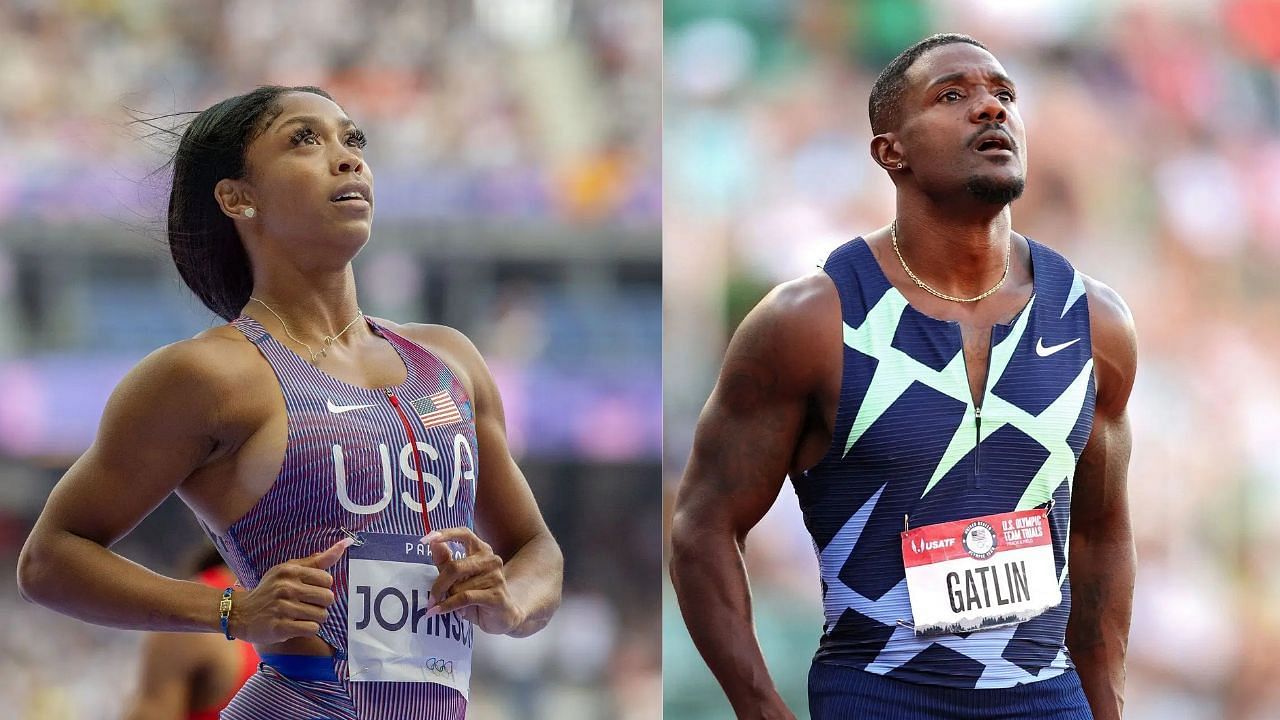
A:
[213,178,256,220]
[870,134,906,172]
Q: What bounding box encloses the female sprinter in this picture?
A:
[17,85,563,719]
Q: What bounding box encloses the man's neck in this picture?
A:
[892,199,1013,300]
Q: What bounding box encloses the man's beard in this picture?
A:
[965,175,1025,205]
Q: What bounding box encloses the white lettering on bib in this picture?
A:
[347,532,474,697]
[900,508,1061,635]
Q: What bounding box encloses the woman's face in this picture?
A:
[237,92,374,269]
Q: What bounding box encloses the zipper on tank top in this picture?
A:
[963,328,996,489]
[974,406,982,482]
[384,388,434,535]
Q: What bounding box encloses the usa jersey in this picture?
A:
[207,316,478,718]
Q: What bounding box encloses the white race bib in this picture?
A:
[346,532,474,697]
[901,508,1061,636]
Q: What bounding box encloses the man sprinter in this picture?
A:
[670,34,1136,719]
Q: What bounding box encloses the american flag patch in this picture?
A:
[410,390,463,430]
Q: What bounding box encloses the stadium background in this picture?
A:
[0,1,660,718]
[663,1,1280,719]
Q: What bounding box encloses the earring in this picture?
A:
[243,207,256,218]
[896,163,903,169]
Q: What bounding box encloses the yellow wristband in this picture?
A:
[218,587,235,640]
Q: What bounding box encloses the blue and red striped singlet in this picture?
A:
[205,316,478,719]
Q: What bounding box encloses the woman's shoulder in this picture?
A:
[95,326,272,452]
[373,318,481,360]
[129,325,268,396]
[371,318,489,393]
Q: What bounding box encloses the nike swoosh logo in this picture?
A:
[1035,337,1080,357]
[327,399,377,414]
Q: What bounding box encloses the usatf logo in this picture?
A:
[909,536,956,554]
[962,521,998,560]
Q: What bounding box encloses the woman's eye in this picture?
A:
[291,128,319,145]
[997,90,1016,102]
[941,90,962,102]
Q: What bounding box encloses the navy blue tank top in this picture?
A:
[794,237,1095,689]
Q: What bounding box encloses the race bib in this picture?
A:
[900,509,1061,635]
[346,532,474,697]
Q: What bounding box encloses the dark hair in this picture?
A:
[167,85,333,321]
[868,33,987,135]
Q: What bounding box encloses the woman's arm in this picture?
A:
[17,337,344,644]
[17,340,233,631]
[405,325,564,637]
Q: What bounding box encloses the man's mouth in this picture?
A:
[972,130,1014,155]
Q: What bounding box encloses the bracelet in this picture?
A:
[218,587,235,640]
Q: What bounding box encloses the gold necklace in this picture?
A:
[890,219,1011,303]
[249,296,364,364]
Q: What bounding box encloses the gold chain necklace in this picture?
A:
[890,219,1010,303]
[249,296,364,364]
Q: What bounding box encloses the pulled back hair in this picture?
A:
[167,85,333,321]
[868,33,987,135]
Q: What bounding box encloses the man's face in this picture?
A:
[895,43,1027,205]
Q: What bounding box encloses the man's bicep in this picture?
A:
[1075,276,1138,534]
[1072,411,1132,531]
[677,297,817,537]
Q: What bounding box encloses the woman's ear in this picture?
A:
[213,179,256,220]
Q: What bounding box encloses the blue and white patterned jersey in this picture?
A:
[795,236,1095,689]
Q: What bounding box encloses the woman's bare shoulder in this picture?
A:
[371,319,486,393]
[138,325,264,388]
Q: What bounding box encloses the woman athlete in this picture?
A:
[16,85,563,719]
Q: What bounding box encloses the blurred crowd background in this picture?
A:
[663,0,1280,719]
[0,1,659,718]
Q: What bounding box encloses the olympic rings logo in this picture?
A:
[425,657,455,679]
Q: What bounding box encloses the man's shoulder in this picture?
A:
[1079,273,1138,410]
[762,271,840,320]
[1080,274,1135,346]
[726,272,842,387]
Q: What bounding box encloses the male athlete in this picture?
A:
[670,34,1136,719]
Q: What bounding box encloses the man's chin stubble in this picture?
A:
[964,175,1026,205]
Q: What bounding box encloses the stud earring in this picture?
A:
[243,207,256,218]
[896,163,903,169]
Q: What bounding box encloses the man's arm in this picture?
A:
[670,275,838,720]
[1067,277,1138,720]
[121,631,210,720]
